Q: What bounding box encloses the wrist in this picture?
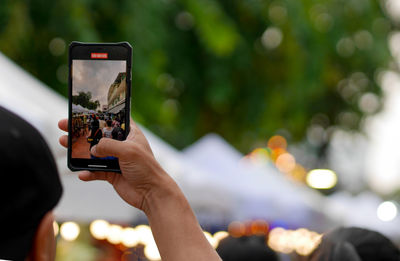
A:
[141,170,186,217]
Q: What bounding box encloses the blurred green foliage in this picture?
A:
[0,0,393,152]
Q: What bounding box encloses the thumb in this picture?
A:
[91,138,125,158]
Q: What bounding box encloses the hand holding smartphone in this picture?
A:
[68,41,132,172]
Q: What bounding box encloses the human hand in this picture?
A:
[59,118,222,261]
[58,118,174,213]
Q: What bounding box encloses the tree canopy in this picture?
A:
[0,0,393,152]
[72,91,100,110]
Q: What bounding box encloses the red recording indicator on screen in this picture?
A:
[91,53,108,59]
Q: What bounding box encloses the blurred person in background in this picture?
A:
[307,227,400,261]
[103,119,113,138]
[87,116,103,153]
[216,235,279,261]
[111,121,124,141]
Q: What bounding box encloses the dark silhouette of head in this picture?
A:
[0,106,63,261]
[309,227,400,261]
[217,235,279,261]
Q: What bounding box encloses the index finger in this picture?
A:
[90,138,128,158]
[58,119,68,132]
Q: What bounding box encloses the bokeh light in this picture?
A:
[385,0,400,23]
[135,224,153,246]
[270,148,287,162]
[90,219,110,240]
[268,227,292,254]
[48,37,66,56]
[314,13,334,32]
[289,164,307,182]
[268,135,287,150]
[249,148,270,164]
[228,221,245,238]
[275,153,296,173]
[213,231,229,247]
[60,221,80,241]
[377,201,398,222]
[121,227,139,248]
[358,92,380,114]
[53,221,59,237]
[250,220,269,235]
[336,37,355,57]
[203,231,218,248]
[354,30,373,50]
[144,242,161,261]
[261,27,283,49]
[175,11,194,31]
[268,227,322,256]
[306,169,337,189]
[268,3,287,24]
[106,224,123,245]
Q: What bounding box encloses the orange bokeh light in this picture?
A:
[250,220,269,235]
[270,148,286,162]
[275,153,296,173]
[228,221,246,238]
[268,135,287,150]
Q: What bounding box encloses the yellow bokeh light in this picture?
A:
[213,231,229,247]
[90,219,110,240]
[268,227,292,254]
[203,231,218,248]
[306,169,337,189]
[275,153,296,173]
[144,242,161,261]
[60,221,80,241]
[53,221,59,237]
[267,227,322,256]
[106,224,123,245]
[289,164,307,182]
[121,227,139,248]
[135,225,154,246]
[249,148,270,164]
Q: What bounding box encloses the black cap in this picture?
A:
[0,106,63,260]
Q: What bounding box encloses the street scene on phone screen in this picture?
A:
[71,60,127,159]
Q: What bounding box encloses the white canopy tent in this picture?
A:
[182,134,332,231]
[183,134,400,239]
[72,104,89,113]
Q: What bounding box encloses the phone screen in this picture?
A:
[71,59,127,161]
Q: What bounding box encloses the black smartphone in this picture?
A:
[68,41,132,172]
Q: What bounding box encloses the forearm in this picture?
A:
[143,174,221,261]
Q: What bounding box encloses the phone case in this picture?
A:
[67,41,132,173]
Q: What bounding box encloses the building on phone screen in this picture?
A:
[107,72,126,114]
